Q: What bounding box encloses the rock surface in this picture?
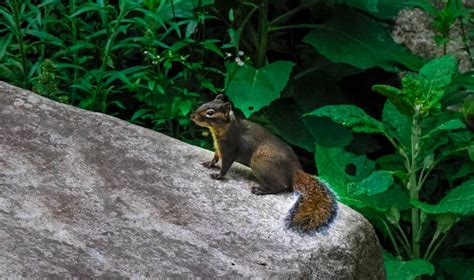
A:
[0,81,386,279]
[393,5,473,72]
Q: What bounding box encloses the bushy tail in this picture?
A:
[285,170,338,234]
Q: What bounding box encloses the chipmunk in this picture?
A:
[191,94,337,234]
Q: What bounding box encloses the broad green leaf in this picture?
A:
[432,213,458,241]
[330,0,433,19]
[372,84,401,97]
[332,0,378,13]
[451,71,474,91]
[371,184,411,211]
[306,105,384,133]
[369,0,434,19]
[178,99,192,116]
[303,7,423,72]
[352,170,394,196]
[373,83,413,115]
[226,61,295,117]
[450,162,474,181]
[419,55,457,89]
[316,145,375,201]
[270,72,353,150]
[384,253,435,280]
[412,178,474,215]
[377,154,406,172]
[423,118,466,138]
[382,100,411,148]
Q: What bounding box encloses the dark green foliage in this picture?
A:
[1,0,473,278]
[0,0,219,146]
[314,56,473,279]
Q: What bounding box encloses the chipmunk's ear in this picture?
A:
[223,102,234,121]
[223,102,232,112]
[214,94,224,102]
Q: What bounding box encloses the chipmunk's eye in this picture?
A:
[206,109,215,117]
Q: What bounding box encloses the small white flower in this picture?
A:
[143,51,148,55]
[226,52,232,57]
[152,60,158,65]
[235,57,244,66]
[238,50,244,56]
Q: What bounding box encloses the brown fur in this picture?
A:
[290,171,336,231]
[192,95,337,233]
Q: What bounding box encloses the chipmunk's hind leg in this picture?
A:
[250,145,293,195]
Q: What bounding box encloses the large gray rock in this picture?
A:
[0,81,385,279]
[393,6,473,72]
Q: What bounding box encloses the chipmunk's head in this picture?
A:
[191,94,235,128]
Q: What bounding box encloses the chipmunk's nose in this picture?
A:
[191,113,197,120]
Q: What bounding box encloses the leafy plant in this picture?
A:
[307,55,473,278]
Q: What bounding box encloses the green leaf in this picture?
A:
[25,29,65,47]
[268,103,352,152]
[469,145,474,161]
[178,99,192,116]
[352,170,394,196]
[69,3,102,18]
[303,7,423,72]
[384,253,435,280]
[330,0,433,19]
[412,178,474,215]
[201,41,223,57]
[370,0,433,19]
[316,145,375,198]
[432,213,458,241]
[226,61,295,117]
[306,105,385,133]
[419,55,457,89]
[131,108,152,121]
[371,184,410,211]
[0,33,13,60]
[382,100,411,148]
[333,0,378,13]
[423,118,466,138]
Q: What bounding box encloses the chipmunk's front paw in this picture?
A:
[210,173,225,180]
[202,161,216,169]
[251,186,270,195]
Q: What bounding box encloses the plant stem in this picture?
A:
[455,0,473,65]
[426,231,450,260]
[70,0,78,104]
[395,223,412,257]
[256,0,269,68]
[237,5,259,39]
[269,0,318,25]
[11,0,29,89]
[408,111,421,259]
[96,3,128,112]
[268,24,321,32]
[382,220,401,257]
